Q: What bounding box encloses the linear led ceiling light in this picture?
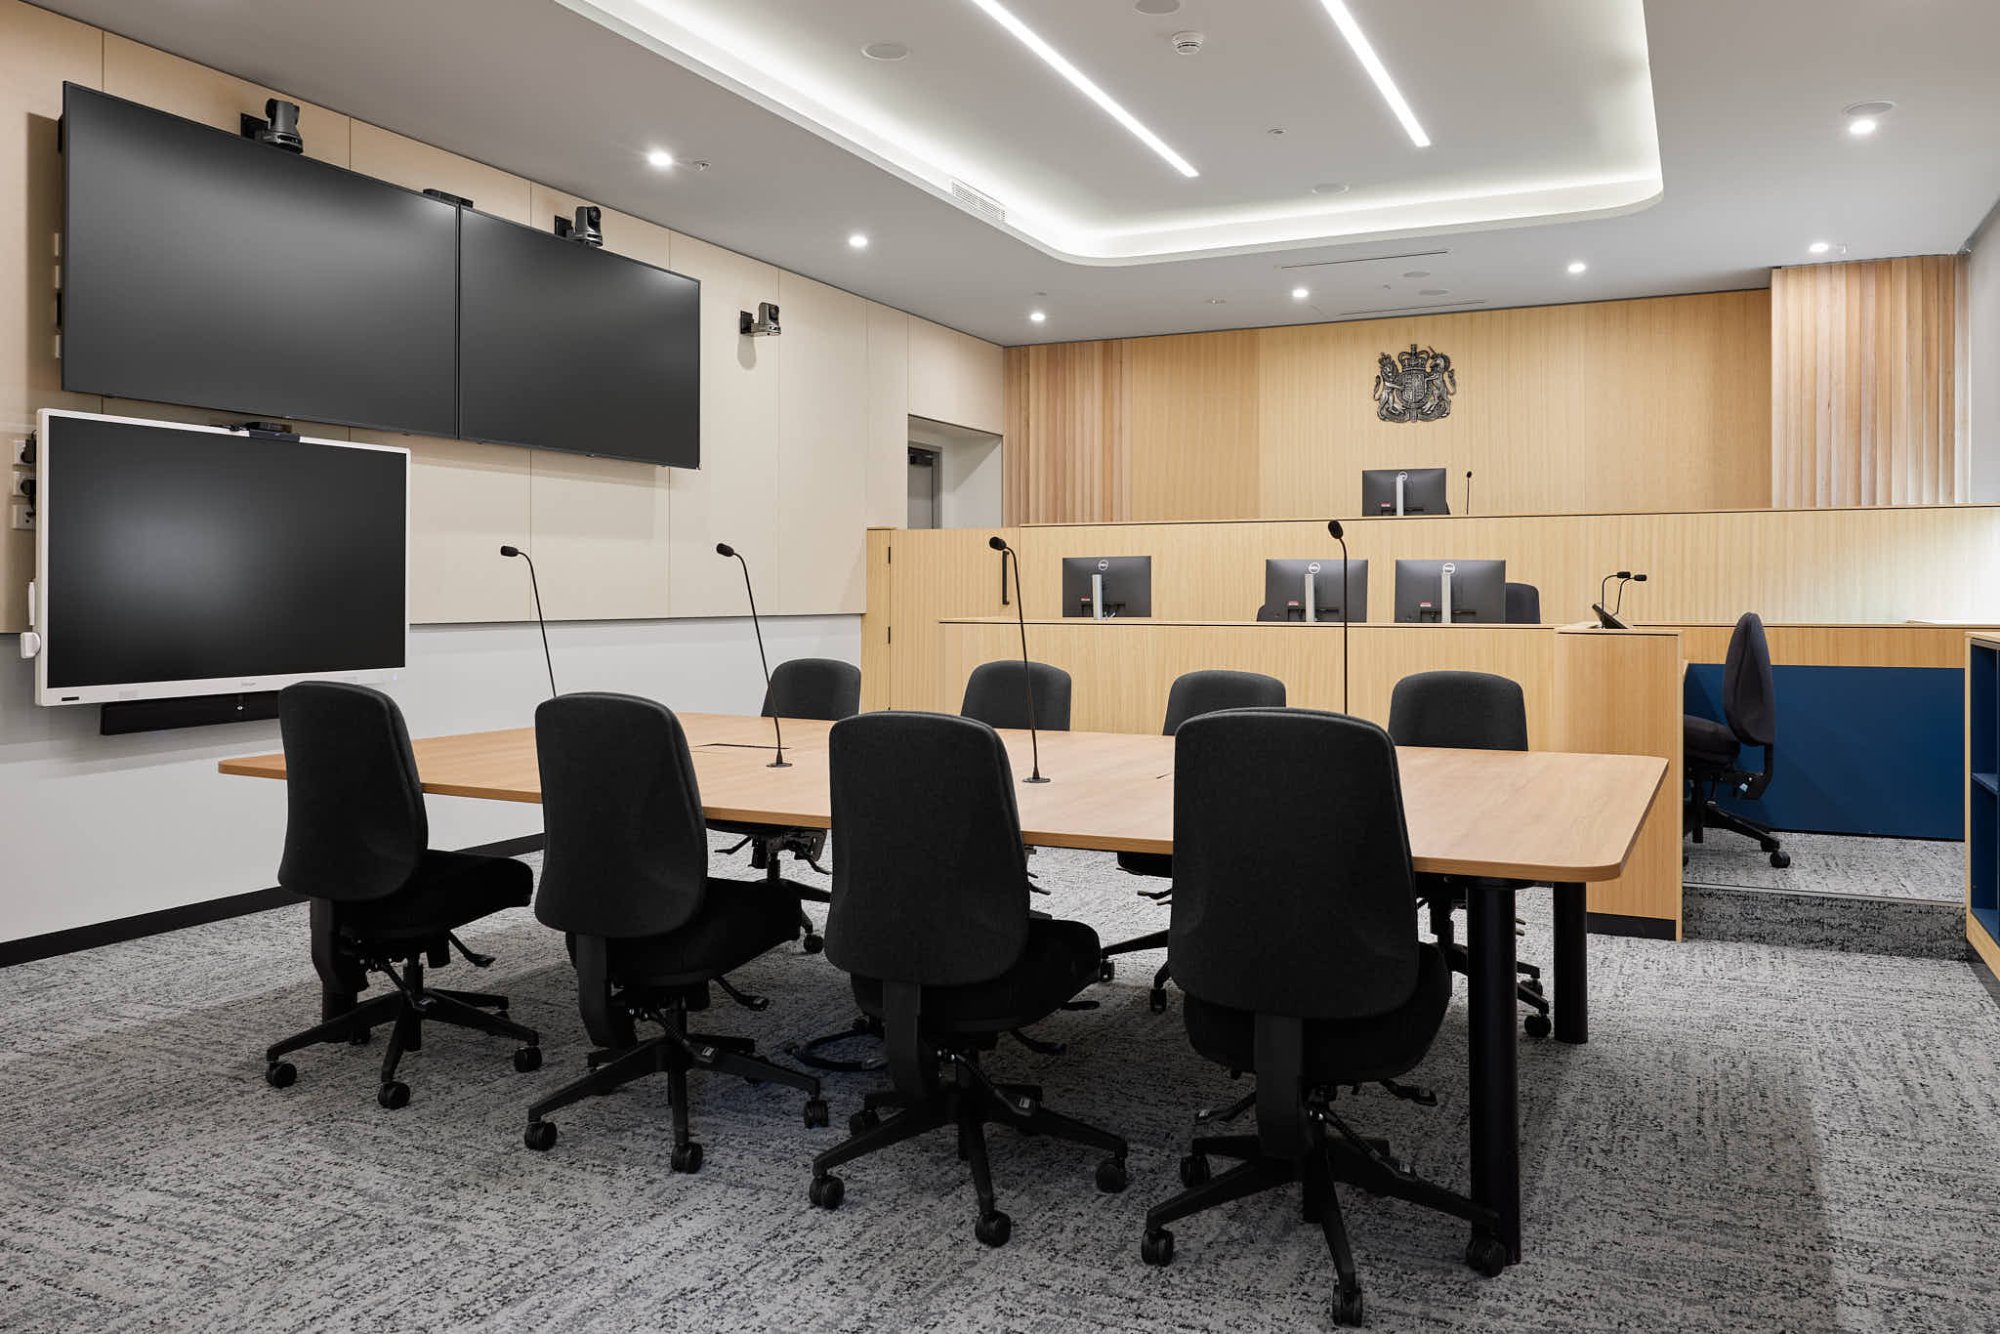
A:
[964,0,1199,178]
[1314,0,1431,148]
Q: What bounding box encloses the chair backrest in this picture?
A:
[1386,670,1529,752]
[533,692,710,939]
[763,657,862,721]
[276,682,427,902]
[1722,612,1776,747]
[1170,708,1421,1019]
[1504,582,1541,625]
[825,712,1031,987]
[960,659,1072,732]
[1253,602,1285,622]
[1162,669,1288,735]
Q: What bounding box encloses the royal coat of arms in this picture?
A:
[1373,344,1456,423]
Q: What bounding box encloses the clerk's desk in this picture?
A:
[220,710,1663,1266]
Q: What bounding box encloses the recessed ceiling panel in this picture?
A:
[562,0,1663,263]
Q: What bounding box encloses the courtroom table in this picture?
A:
[221,712,1664,1266]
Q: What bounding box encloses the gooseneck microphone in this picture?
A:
[988,535,1048,784]
[717,543,787,769]
[1613,572,1648,619]
[1464,470,1474,517]
[1327,520,1351,715]
[1594,570,1635,630]
[498,545,557,698]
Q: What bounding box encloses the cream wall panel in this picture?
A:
[667,232,781,617]
[1,0,101,632]
[1128,331,1261,521]
[350,121,530,223]
[527,449,671,620]
[347,430,531,625]
[908,317,1004,434]
[775,272,869,614]
[527,184,676,273]
[102,34,348,167]
[865,303,909,528]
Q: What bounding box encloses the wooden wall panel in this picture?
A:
[775,272,869,615]
[1771,255,1970,507]
[909,317,1004,434]
[1006,291,1774,525]
[864,304,910,529]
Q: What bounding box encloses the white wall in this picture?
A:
[1969,206,2000,501]
[0,615,858,944]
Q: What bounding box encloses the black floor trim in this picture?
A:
[0,833,545,968]
[1586,912,1677,941]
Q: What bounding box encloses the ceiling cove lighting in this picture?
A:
[963,0,1200,179]
[645,148,675,168]
[1313,0,1431,148]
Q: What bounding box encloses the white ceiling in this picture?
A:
[34,0,2000,346]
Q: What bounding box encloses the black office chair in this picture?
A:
[1101,669,1288,1011]
[521,692,824,1157]
[806,711,1127,1245]
[1387,670,1552,1038]
[960,659,1072,732]
[1504,582,1541,624]
[1140,708,1504,1325]
[713,656,863,954]
[1685,612,1788,868]
[261,682,541,1109]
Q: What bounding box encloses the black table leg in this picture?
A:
[1552,882,1589,1044]
[1465,884,1521,1264]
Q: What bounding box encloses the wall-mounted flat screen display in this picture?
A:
[35,410,409,706]
[458,208,701,468]
[60,83,460,436]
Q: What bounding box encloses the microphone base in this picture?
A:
[767,759,792,769]
[1023,775,1051,785]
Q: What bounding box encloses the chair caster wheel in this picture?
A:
[802,934,825,955]
[1333,1285,1366,1327]
[849,1108,881,1135]
[803,1097,830,1129]
[1098,959,1116,982]
[513,1046,542,1073]
[809,1173,844,1209]
[670,1142,704,1174]
[974,1211,1011,1247]
[348,1028,371,1046]
[264,1061,297,1089]
[1769,851,1790,869]
[1141,1228,1174,1266]
[1095,1157,1128,1193]
[1178,1153,1211,1187]
[1148,989,1168,1014]
[523,1120,557,1152]
[1523,1013,1552,1039]
[1466,1231,1509,1277]
[377,1081,410,1110]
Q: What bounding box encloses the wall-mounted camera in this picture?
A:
[739,301,782,337]
[552,205,603,247]
[239,99,304,154]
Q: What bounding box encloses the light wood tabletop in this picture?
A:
[219,711,1664,884]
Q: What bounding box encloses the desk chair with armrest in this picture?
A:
[806,711,1127,1246]
[1684,612,1788,868]
[1141,708,1504,1326]
[521,693,824,1157]
[261,682,541,1109]
[1388,671,1552,1038]
[711,656,862,954]
[961,659,1072,731]
[1100,669,1288,1011]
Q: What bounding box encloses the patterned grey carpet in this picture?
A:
[3,839,1998,1333]
[1683,832,1960,902]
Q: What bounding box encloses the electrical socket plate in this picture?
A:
[11,438,31,467]
[10,505,34,531]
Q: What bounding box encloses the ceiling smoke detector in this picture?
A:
[1170,30,1205,55]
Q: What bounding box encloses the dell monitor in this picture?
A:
[34,410,409,706]
[1393,559,1507,624]
[1361,467,1450,517]
[1061,556,1152,618]
[1262,559,1369,623]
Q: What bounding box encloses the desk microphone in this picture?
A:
[1613,572,1647,619]
[1594,570,1634,630]
[498,545,557,698]
[1464,470,1474,517]
[988,535,1048,784]
[1327,520,1351,715]
[717,543,787,769]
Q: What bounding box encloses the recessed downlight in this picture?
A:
[1291,287,1310,301]
[1419,288,1449,296]
[1133,0,1182,12]
[1402,270,1429,278]
[1029,309,1047,323]
[1206,298,1227,305]
[1844,100,1894,118]
[1808,241,1831,255]
[1566,260,1588,275]
[645,148,675,169]
[862,41,910,61]
[1847,117,1878,137]
[1311,182,1351,196]
[848,233,870,249]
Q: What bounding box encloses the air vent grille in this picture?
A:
[951,180,1007,225]
[1279,248,1449,272]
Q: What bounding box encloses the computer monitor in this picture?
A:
[1262,559,1369,623]
[1061,556,1153,618]
[1361,467,1450,516]
[1393,559,1507,624]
